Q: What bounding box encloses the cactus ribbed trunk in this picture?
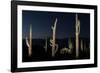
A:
[50,18,58,57]
[75,14,80,58]
[29,24,32,56]
[52,19,56,56]
[26,24,32,57]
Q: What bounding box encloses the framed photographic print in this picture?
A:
[11,1,97,72]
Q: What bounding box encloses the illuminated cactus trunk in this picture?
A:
[75,14,80,58]
[50,18,58,57]
[26,24,32,57]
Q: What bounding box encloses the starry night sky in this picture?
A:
[22,10,90,39]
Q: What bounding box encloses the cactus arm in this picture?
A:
[25,37,30,48]
[55,44,58,54]
[78,20,80,34]
[54,18,57,29]
[50,39,53,43]
[50,43,52,46]
[51,26,53,30]
[25,24,32,56]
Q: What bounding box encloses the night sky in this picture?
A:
[22,10,90,39]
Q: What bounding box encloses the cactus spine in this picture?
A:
[26,24,32,56]
[50,18,58,57]
[75,14,80,58]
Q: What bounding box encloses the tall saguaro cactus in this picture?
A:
[50,18,58,57]
[26,24,32,57]
[75,14,80,58]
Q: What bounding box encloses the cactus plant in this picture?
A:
[60,47,69,54]
[84,41,86,51]
[50,18,58,57]
[68,38,73,54]
[44,37,48,52]
[75,14,80,58]
[81,40,83,51]
[25,24,32,57]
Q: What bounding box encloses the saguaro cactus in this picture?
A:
[50,18,58,57]
[84,41,86,51]
[25,24,32,57]
[44,37,48,52]
[75,14,80,58]
[68,38,73,53]
[81,40,83,51]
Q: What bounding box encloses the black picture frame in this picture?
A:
[11,1,97,72]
